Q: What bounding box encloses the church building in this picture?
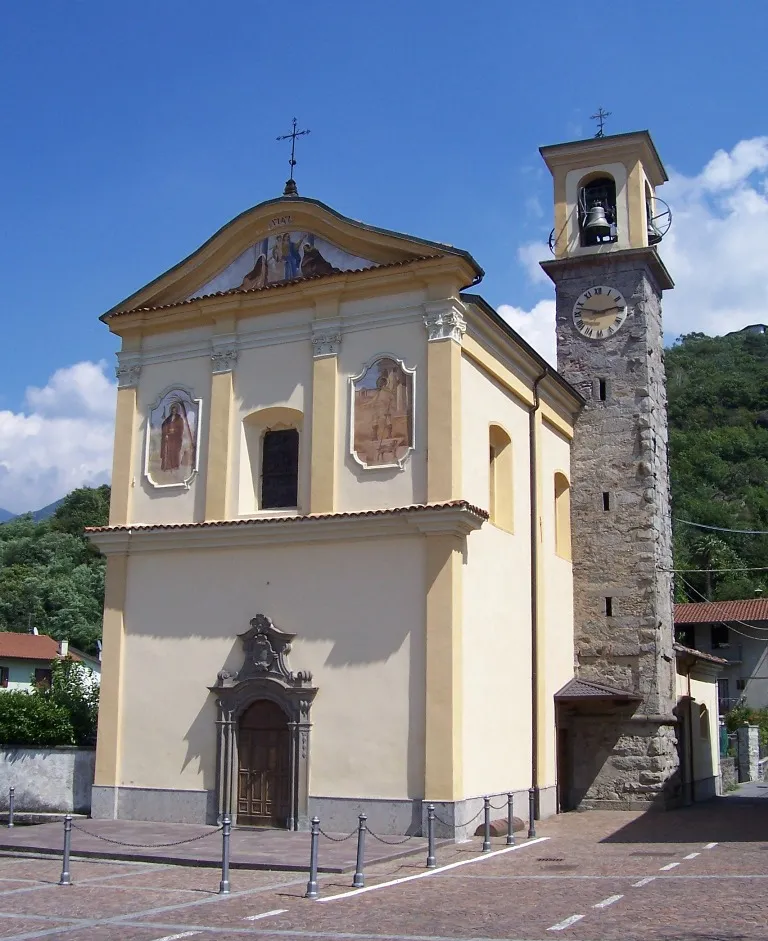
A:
[87,129,721,837]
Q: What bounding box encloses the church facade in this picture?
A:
[88,130,722,836]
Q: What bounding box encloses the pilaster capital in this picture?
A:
[211,334,239,374]
[115,360,142,389]
[424,301,467,343]
[311,320,342,359]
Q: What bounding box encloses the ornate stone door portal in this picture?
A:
[210,614,317,830]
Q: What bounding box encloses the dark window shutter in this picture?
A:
[261,429,299,509]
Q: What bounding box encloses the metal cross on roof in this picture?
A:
[590,107,611,138]
[277,117,310,195]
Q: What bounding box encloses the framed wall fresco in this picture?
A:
[187,231,375,299]
[350,355,415,470]
[144,387,203,489]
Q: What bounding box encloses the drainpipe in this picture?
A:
[529,366,548,819]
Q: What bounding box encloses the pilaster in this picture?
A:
[424,301,465,502]
[109,347,141,526]
[424,533,464,801]
[309,307,341,514]
[205,328,237,521]
[94,553,129,791]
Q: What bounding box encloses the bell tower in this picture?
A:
[540,131,680,809]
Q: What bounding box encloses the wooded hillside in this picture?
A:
[667,329,768,602]
[0,486,110,655]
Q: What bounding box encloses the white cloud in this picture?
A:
[0,362,115,514]
[497,299,557,366]
[661,136,768,338]
[516,241,550,285]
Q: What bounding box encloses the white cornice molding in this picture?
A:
[87,504,486,555]
[424,300,467,343]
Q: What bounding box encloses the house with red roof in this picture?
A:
[0,632,101,692]
[675,599,768,713]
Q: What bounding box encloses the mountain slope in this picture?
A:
[667,329,768,601]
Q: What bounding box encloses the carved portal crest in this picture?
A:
[212,614,314,695]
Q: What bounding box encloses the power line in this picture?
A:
[665,565,768,573]
[674,518,768,536]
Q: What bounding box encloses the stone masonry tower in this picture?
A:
[540,132,680,809]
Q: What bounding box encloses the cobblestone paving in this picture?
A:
[0,792,764,940]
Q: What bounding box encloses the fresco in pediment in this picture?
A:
[187,232,375,299]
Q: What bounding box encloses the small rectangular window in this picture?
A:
[34,668,52,688]
[605,597,613,617]
[261,429,299,509]
[0,667,8,689]
[736,679,746,691]
[711,624,730,649]
[598,378,607,401]
[602,492,611,511]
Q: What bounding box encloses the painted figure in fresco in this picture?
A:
[300,240,336,279]
[278,233,302,280]
[352,357,413,467]
[160,401,195,472]
[240,253,268,291]
[368,370,396,442]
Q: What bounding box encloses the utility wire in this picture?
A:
[664,565,768,573]
[678,576,768,640]
[674,518,768,536]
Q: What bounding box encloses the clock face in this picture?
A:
[572,286,628,339]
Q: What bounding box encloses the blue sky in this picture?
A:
[1,0,767,510]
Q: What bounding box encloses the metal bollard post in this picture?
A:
[482,796,491,853]
[304,816,320,899]
[8,787,14,828]
[527,787,536,839]
[506,792,515,845]
[352,813,367,888]
[218,814,231,895]
[426,803,436,868]
[58,815,72,886]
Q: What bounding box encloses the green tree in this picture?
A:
[0,692,75,747]
[36,658,99,746]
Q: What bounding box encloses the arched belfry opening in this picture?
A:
[578,174,618,246]
[209,614,317,829]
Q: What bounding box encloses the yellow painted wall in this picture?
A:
[676,666,720,788]
[459,355,534,796]
[231,338,312,515]
[118,536,426,800]
[538,423,575,790]
[336,307,428,512]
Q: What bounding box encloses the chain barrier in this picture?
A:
[69,822,222,848]
[318,825,357,843]
[432,805,485,829]
[366,828,415,845]
[489,799,509,811]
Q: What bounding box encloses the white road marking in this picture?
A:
[632,876,657,887]
[659,862,680,871]
[683,852,700,860]
[593,894,623,908]
[548,914,585,931]
[704,842,718,849]
[150,933,200,941]
[245,908,287,921]
[316,836,550,902]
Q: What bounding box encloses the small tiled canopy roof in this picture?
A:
[674,598,768,624]
[674,643,729,666]
[554,678,641,702]
[0,633,80,662]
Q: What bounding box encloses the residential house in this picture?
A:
[0,633,101,691]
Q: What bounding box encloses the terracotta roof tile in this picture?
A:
[106,255,441,320]
[554,678,641,701]
[674,598,768,624]
[0,633,82,662]
[86,500,489,534]
[673,643,729,666]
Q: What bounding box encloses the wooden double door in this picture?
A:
[237,700,291,827]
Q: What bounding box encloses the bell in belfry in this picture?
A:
[583,202,611,238]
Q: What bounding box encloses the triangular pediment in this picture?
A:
[104,196,481,318]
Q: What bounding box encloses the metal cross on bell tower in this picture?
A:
[589,107,611,138]
[277,118,311,196]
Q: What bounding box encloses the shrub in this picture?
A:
[724,704,768,748]
[37,658,99,746]
[0,691,75,746]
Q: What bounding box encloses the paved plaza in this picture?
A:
[0,787,764,941]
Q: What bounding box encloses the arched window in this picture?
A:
[554,472,571,560]
[578,174,618,247]
[489,424,513,531]
[241,407,302,514]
